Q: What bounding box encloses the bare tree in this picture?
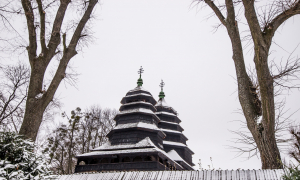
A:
[194,0,300,169]
[77,106,116,153]
[0,64,29,132]
[44,106,116,174]
[15,0,98,141]
[289,125,300,164]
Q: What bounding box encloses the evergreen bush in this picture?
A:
[0,131,51,179]
[283,166,300,180]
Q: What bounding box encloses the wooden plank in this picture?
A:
[56,169,291,180]
[136,171,145,179]
[86,173,100,180]
[232,170,238,180]
[197,170,204,180]
[175,170,183,180]
[151,171,160,179]
[244,170,251,180]
[161,171,171,180]
[239,170,247,180]
[130,171,139,180]
[220,170,227,180]
[211,170,220,180]
[122,171,132,180]
[156,171,164,180]
[116,171,126,180]
[265,169,273,180]
[274,169,284,180]
[183,170,191,180]
[256,170,265,180]
[143,171,152,180]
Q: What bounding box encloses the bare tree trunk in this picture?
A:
[18,0,98,141]
[252,49,282,168]
[20,64,46,139]
[200,0,300,168]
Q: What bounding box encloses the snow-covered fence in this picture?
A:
[52,169,285,180]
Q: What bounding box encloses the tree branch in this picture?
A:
[242,0,267,49]
[36,0,47,53]
[268,1,300,37]
[68,0,98,51]
[203,0,226,26]
[42,0,98,110]
[46,0,70,65]
[21,0,37,64]
[225,0,235,23]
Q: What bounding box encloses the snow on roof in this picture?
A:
[167,150,183,161]
[116,108,161,122]
[118,108,154,115]
[78,138,184,169]
[77,147,162,157]
[160,128,181,134]
[79,143,182,169]
[155,98,170,107]
[121,101,155,107]
[125,93,152,98]
[56,169,285,180]
[155,98,177,112]
[155,111,177,117]
[128,86,151,93]
[92,137,156,151]
[167,150,194,170]
[163,141,186,147]
[159,120,180,125]
[160,128,187,140]
[113,122,166,137]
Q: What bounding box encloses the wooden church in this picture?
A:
[74,67,194,172]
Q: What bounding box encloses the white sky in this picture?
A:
[5,0,300,170]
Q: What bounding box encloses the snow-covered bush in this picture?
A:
[282,166,300,180]
[0,131,51,179]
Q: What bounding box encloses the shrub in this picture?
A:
[0,131,51,179]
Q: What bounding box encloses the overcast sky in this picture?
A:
[6,0,300,170]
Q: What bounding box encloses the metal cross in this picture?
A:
[159,80,165,91]
[138,66,144,78]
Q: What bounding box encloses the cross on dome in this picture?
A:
[137,66,144,86]
[159,80,165,99]
[138,66,144,78]
[159,80,165,92]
